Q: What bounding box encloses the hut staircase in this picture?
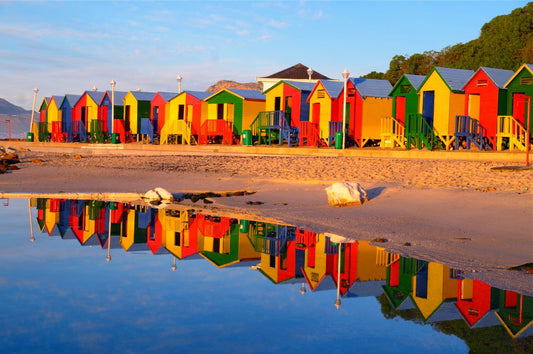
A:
[115,119,134,143]
[89,120,106,143]
[250,111,299,146]
[454,115,490,150]
[71,120,87,142]
[140,118,156,144]
[252,223,296,256]
[198,119,236,145]
[38,122,50,142]
[376,249,401,267]
[496,115,529,151]
[405,113,444,150]
[294,228,316,250]
[176,120,197,145]
[328,121,342,147]
[299,121,327,147]
[380,116,406,148]
[51,121,67,142]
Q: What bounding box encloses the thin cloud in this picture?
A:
[268,19,288,29]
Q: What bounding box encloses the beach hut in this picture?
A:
[496,291,533,338]
[73,91,106,143]
[383,74,425,148]
[37,97,50,141]
[412,67,474,150]
[123,91,157,142]
[459,67,513,149]
[455,279,500,328]
[99,90,129,142]
[150,92,176,136]
[59,94,82,142]
[161,210,202,260]
[498,63,533,151]
[119,205,151,252]
[202,88,265,144]
[253,80,315,146]
[382,256,419,310]
[305,80,344,146]
[299,231,329,292]
[162,91,210,145]
[348,78,393,148]
[47,96,65,142]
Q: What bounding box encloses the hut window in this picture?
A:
[317,89,325,99]
[520,77,532,85]
[178,105,185,120]
[476,80,488,87]
[400,85,412,93]
[174,232,181,246]
[347,88,356,97]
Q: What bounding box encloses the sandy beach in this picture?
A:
[1,142,532,295]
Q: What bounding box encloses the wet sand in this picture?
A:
[1,146,532,295]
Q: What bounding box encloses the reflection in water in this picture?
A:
[27,198,533,340]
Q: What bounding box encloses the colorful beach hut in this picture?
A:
[150,92,176,136]
[305,80,344,146]
[383,74,425,148]
[202,88,265,144]
[459,67,513,149]
[413,67,474,150]
[123,91,157,141]
[498,63,533,151]
[496,291,533,338]
[72,91,106,142]
[455,279,499,328]
[37,97,50,141]
[99,90,129,143]
[252,80,315,146]
[162,91,210,145]
[59,94,82,142]
[47,95,65,142]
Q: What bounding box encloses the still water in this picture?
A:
[0,198,531,353]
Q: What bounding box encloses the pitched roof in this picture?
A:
[350,78,393,98]
[261,63,331,80]
[129,91,157,101]
[85,91,106,104]
[434,67,475,91]
[155,91,177,101]
[478,67,514,88]
[264,80,317,94]
[404,74,426,90]
[220,88,265,100]
[183,90,212,101]
[504,63,533,88]
[60,94,82,108]
[111,91,128,105]
[320,80,345,98]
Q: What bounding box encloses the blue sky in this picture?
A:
[0,0,529,109]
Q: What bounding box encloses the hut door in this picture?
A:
[422,91,435,128]
[274,97,281,111]
[468,94,481,120]
[395,96,406,124]
[178,105,185,120]
[217,104,224,120]
[415,262,428,299]
[285,96,293,126]
[312,103,320,129]
[153,106,159,130]
[125,106,131,131]
[513,93,526,125]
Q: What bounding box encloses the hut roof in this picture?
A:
[351,78,393,98]
[262,63,331,80]
[433,67,474,92]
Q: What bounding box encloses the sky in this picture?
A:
[0,0,529,110]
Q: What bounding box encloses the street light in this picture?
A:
[342,68,350,150]
[29,87,39,135]
[307,67,313,81]
[176,75,182,93]
[110,80,116,144]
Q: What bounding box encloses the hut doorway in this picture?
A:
[468,94,481,120]
[395,96,406,124]
[422,91,435,128]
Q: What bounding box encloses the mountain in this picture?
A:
[206,80,262,92]
[0,98,33,139]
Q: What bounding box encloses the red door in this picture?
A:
[312,103,320,130]
[513,93,526,125]
[395,96,406,124]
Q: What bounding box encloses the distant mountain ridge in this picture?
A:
[0,98,31,115]
[0,98,32,139]
[206,80,262,93]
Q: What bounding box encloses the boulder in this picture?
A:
[325,182,368,207]
[142,187,174,203]
[154,187,174,202]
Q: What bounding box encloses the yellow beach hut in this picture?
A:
[47,95,66,142]
[123,91,157,140]
[162,91,210,145]
[413,67,474,150]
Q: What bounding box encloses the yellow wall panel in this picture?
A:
[361,97,392,140]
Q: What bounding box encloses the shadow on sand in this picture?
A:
[367,186,386,200]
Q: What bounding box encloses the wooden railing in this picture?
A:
[380,116,405,148]
[496,115,528,151]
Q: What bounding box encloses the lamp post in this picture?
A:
[6,120,11,141]
[307,67,313,81]
[176,75,182,94]
[171,256,177,271]
[29,87,39,135]
[28,199,35,243]
[110,80,116,144]
[335,243,342,309]
[342,68,350,150]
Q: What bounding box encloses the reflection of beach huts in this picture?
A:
[496,290,533,338]
[382,256,419,309]
[162,91,210,145]
[411,67,474,150]
[202,89,266,144]
[410,262,459,322]
[383,75,425,148]
[120,205,153,252]
[299,231,328,291]
[459,67,514,149]
[497,63,533,151]
[162,210,202,259]
[455,278,500,328]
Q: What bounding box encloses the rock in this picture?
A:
[325,182,368,207]
[142,187,174,203]
[73,154,82,159]
[143,189,161,202]
[32,158,43,163]
[154,187,174,202]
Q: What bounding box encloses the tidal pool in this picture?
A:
[0,198,531,353]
